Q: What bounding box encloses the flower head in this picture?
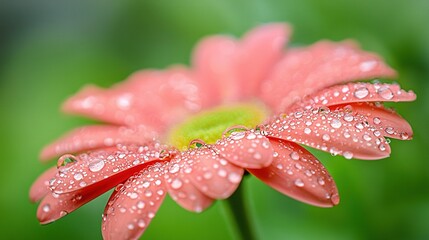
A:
[30,23,416,239]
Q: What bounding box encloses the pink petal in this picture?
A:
[192,36,239,104]
[214,130,274,169]
[102,162,167,240]
[260,40,397,112]
[249,139,339,207]
[347,103,413,140]
[184,147,244,199]
[263,106,391,160]
[49,143,174,194]
[62,67,202,131]
[37,168,125,224]
[164,155,214,213]
[236,23,290,98]
[40,125,158,161]
[292,82,416,110]
[29,166,57,202]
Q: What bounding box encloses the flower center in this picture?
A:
[167,103,267,150]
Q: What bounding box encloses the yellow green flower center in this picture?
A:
[167,104,267,150]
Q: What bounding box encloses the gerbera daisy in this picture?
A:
[30,23,415,240]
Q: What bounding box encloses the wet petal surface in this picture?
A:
[249,139,339,207]
[102,162,167,240]
[49,143,174,194]
[263,106,391,160]
[29,166,58,202]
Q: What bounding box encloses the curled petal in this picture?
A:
[40,125,157,161]
[264,106,391,160]
[236,23,290,98]
[62,67,202,131]
[260,40,397,112]
[347,103,413,140]
[102,162,167,240]
[249,139,339,207]
[29,167,57,202]
[215,130,274,168]
[193,36,239,104]
[184,147,244,199]
[292,82,416,110]
[49,143,173,194]
[165,156,214,212]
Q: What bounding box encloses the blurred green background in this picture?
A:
[1,0,428,239]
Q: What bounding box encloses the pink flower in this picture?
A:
[30,23,416,239]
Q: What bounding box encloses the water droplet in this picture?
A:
[276,163,283,170]
[317,178,325,185]
[73,173,83,181]
[385,127,394,135]
[128,192,138,199]
[169,163,180,174]
[228,172,241,183]
[343,151,353,159]
[378,87,394,100]
[379,144,386,151]
[290,151,300,160]
[294,111,303,118]
[127,223,135,230]
[171,178,182,189]
[57,154,78,169]
[230,132,245,140]
[246,133,257,140]
[359,60,377,72]
[137,219,146,228]
[304,128,312,134]
[148,212,155,219]
[363,134,372,141]
[373,117,381,125]
[42,204,51,213]
[137,201,145,209]
[355,122,364,130]
[60,210,68,217]
[330,119,342,129]
[374,131,381,137]
[88,160,105,172]
[294,179,304,187]
[343,114,354,122]
[343,131,351,138]
[400,132,409,140]
[354,87,369,99]
[322,134,331,141]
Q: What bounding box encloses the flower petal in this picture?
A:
[62,67,202,131]
[347,103,413,140]
[29,166,57,202]
[193,36,239,104]
[248,139,339,207]
[37,170,121,224]
[292,82,416,110]
[165,156,214,213]
[214,130,274,169]
[236,23,290,98]
[263,106,391,160]
[102,162,167,240]
[184,147,244,199]
[40,125,158,161]
[49,143,174,194]
[260,40,397,112]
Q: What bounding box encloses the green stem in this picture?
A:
[222,179,257,240]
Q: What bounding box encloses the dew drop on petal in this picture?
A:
[379,144,386,151]
[169,163,180,174]
[373,117,381,125]
[228,172,241,183]
[294,179,304,187]
[385,127,394,135]
[330,119,342,129]
[317,178,325,186]
[304,128,312,134]
[171,178,182,189]
[400,132,409,140]
[343,151,353,159]
[322,134,331,141]
[137,201,145,209]
[354,87,369,99]
[42,204,51,213]
[343,114,354,122]
[137,219,146,228]
[73,173,83,181]
[60,210,68,217]
[88,160,105,172]
[128,192,138,199]
[290,151,300,160]
[294,111,303,119]
[57,155,78,169]
[378,87,394,100]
